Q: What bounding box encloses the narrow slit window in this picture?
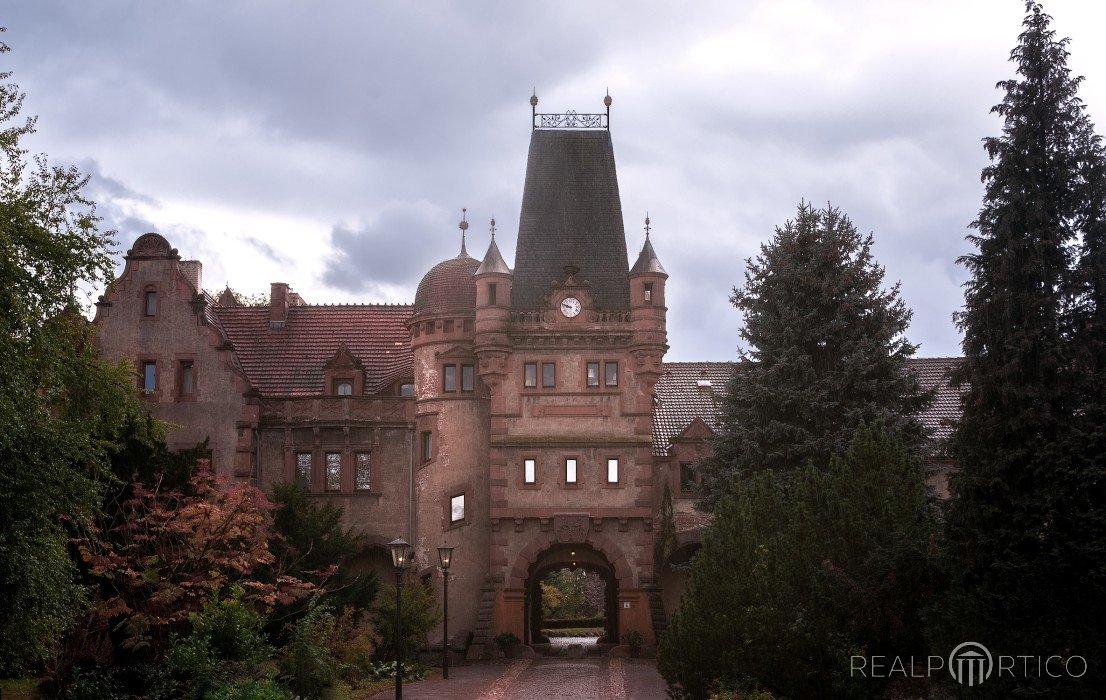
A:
[566,458,577,484]
[488,283,497,306]
[586,362,600,387]
[461,364,475,392]
[421,431,433,462]
[605,361,619,387]
[607,458,619,484]
[644,282,654,304]
[355,452,371,491]
[542,362,556,388]
[325,452,341,492]
[142,361,157,393]
[524,362,537,388]
[296,452,313,491]
[450,494,465,523]
[443,365,457,392]
[144,289,157,316]
[524,458,536,484]
[178,360,194,396]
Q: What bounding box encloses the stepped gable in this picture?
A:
[652,358,964,456]
[512,129,630,310]
[213,304,413,396]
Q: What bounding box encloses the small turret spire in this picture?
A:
[458,208,469,257]
[490,216,497,241]
[644,212,651,239]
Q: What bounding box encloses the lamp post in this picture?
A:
[437,545,454,679]
[388,538,411,700]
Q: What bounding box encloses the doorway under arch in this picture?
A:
[524,543,618,646]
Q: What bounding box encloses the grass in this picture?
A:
[541,627,605,638]
[0,679,43,699]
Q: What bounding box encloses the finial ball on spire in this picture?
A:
[459,207,469,231]
[604,91,612,108]
[530,90,539,107]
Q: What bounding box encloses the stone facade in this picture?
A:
[94,123,961,658]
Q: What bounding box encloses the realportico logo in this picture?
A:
[948,642,992,686]
[850,641,1087,686]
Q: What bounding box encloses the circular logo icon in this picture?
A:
[949,642,993,686]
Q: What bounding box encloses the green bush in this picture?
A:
[659,423,940,698]
[207,678,294,700]
[367,660,429,682]
[373,581,440,661]
[493,631,520,649]
[276,600,375,698]
[168,589,274,699]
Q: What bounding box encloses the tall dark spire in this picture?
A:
[511,129,630,309]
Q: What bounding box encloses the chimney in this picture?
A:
[179,260,203,292]
[270,282,289,328]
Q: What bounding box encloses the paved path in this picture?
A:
[368,657,667,699]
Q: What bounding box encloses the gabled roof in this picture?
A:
[651,358,964,456]
[213,304,413,396]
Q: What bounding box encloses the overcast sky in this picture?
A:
[7,1,1106,361]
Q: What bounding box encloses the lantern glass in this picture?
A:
[388,538,410,571]
[438,545,454,570]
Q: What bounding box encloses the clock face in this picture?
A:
[560,297,582,318]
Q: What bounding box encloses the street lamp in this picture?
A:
[437,545,454,679]
[388,538,411,700]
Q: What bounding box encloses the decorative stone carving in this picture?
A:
[554,514,589,543]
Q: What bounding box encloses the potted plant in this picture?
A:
[621,629,645,657]
[494,631,521,658]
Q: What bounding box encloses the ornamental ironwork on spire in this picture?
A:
[458,207,470,257]
[531,90,611,130]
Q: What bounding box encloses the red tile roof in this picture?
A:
[214,304,413,396]
[652,358,963,456]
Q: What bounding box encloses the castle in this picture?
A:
[93,105,959,656]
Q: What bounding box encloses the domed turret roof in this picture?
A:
[414,252,479,315]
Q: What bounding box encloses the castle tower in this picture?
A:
[480,95,668,649]
[407,213,489,654]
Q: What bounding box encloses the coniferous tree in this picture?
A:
[698,202,930,508]
[939,2,1106,692]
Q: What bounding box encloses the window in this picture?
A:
[604,361,619,387]
[461,364,474,392]
[524,458,536,484]
[443,319,454,333]
[325,452,341,492]
[178,360,194,396]
[141,361,157,393]
[542,362,556,388]
[421,431,433,462]
[400,383,415,397]
[450,494,465,523]
[644,282,654,304]
[607,458,619,484]
[524,362,537,388]
[680,463,699,494]
[586,362,600,387]
[296,452,312,491]
[566,458,578,484]
[443,365,458,392]
[355,452,371,491]
[335,380,353,395]
[488,283,497,305]
[144,289,157,316]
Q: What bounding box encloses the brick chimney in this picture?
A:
[179,260,202,292]
[270,282,289,328]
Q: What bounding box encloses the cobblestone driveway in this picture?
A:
[369,657,667,700]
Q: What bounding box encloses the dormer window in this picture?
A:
[400,383,415,397]
[144,288,158,316]
[335,380,353,396]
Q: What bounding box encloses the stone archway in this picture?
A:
[524,543,618,646]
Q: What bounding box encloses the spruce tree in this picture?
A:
[940,2,1106,692]
[698,202,930,508]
